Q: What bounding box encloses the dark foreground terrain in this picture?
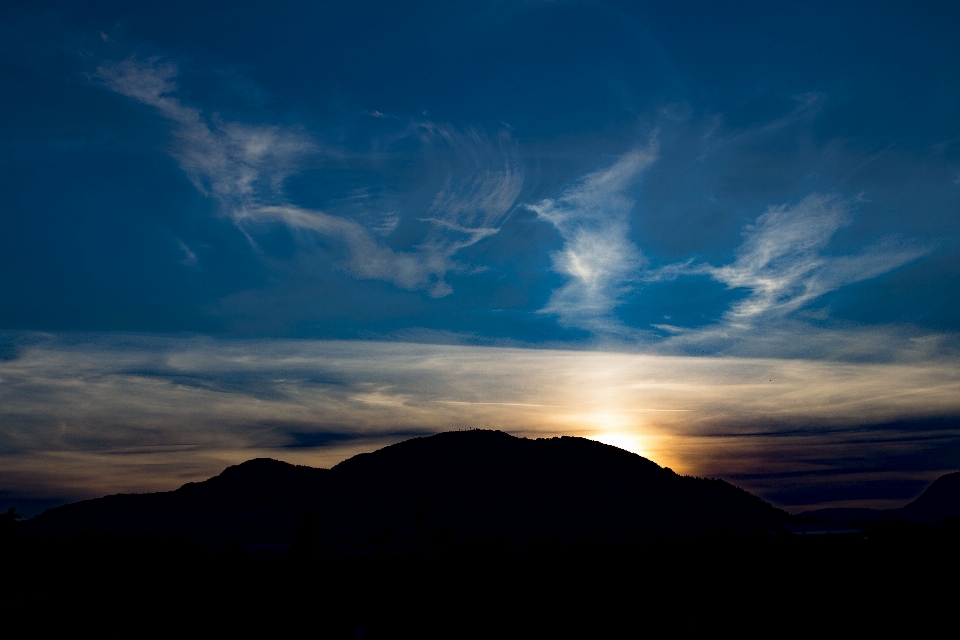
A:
[4,523,958,637]
[4,431,958,636]
[21,430,789,546]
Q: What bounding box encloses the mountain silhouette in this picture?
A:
[792,507,893,522]
[10,432,960,637]
[796,470,960,525]
[899,470,960,526]
[25,430,788,547]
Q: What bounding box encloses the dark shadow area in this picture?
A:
[4,519,958,636]
[19,431,790,547]
[6,432,958,635]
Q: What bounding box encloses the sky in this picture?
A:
[1,0,959,516]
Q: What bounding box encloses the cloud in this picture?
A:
[248,205,453,295]
[423,127,523,240]
[2,333,958,505]
[527,177,928,341]
[528,145,658,332]
[706,92,824,153]
[244,124,523,297]
[96,57,522,296]
[97,57,315,212]
[96,57,184,117]
[175,237,197,266]
[642,193,930,340]
[409,124,524,295]
[703,193,928,325]
[658,318,959,363]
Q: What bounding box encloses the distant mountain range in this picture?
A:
[797,470,960,526]
[22,430,958,548]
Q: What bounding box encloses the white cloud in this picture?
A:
[96,58,185,118]
[697,193,929,325]
[245,125,523,297]
[96,57,315,213]
[424,128,523,238]
[413,125,524,294]
[528,146,658,332]
[96,58,522,296]
[249,205,452,295]
[3,333,958,501]
[532,183,929,339]
[175,237,197,266]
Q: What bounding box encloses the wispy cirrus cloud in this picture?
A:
[655,193,930,328]
[528,145,658,333]
[419,125,524,291]
[529,154,930,339]
[405,123,524,295]
[95,57,523,297]
[96,57,315,211]
[246,205,452,295]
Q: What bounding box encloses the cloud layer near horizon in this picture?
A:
[2,334,958,512]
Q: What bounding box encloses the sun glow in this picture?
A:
[589,430,642,454]
[4,337,959,502]
[582,412,651,459]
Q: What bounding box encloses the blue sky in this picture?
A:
[1,1,958,514]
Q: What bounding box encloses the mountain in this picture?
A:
[900,470,960,526]
[794,507,896,522]
[796,470,960,525]
[24,430,788,548]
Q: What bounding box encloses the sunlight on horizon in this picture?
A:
[588,431,648,459]
[578,411,657,464]
[2,336,958,510]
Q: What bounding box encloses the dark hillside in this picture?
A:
[794,507,893,521]
[24,430,787,548]
[900,470,960,526]
[326,431,785,540]
[796,470,960,526]
[8,433,960,637]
